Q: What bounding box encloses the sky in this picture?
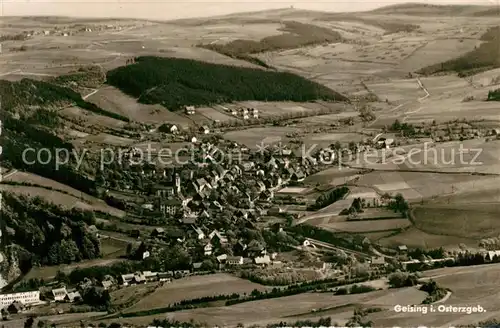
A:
[1,0,494,20]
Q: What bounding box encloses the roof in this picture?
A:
[101,281,113,288]
[192,262,203,269]
[216,254,227,262]
[121,273,134,280]
[226,256,243,262]
[371,256,386,265]
[164,198,182,206]
[52,287,67,298]
[254,255,271,264]
[66,291,81,301]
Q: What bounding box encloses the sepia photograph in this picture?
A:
[0,0,500,327]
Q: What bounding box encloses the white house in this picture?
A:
[51,287,67,302]
[120,273,135,286]
[254,255,271,265]
[226,256,244,265]
[169,125,178,134]
[203,242,213,256]
[0,291,40,309]
[185,106,196,115]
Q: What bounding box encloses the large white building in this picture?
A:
[0,291,40,308]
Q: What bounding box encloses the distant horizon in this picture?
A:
[1,0,494,21]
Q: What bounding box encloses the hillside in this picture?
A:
[0,78,114,195]
[370,3,498,16]
[0,192,101,286]
[201,21,343,63]
[0,78,128,121]
[105,56,349,111]
[417,26,500,77]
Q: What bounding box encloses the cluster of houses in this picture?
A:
[130,140,316,222]
[226,107,258,120]
[120,271,174,286]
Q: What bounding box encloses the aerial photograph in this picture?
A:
[0,0,499,327]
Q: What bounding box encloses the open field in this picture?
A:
[304,167,360,186]
[378,226,477,249]
[123,273,270,313]
[4,7,500,326]
[2,170,126,217]
[97,286,427,327]
[86,86,193,126]
[317,218,411,233]
[60,106,128,129]
[398,38,481,72]
[372,263,500,327]
[23,259,125,281]
[412,203,500,239]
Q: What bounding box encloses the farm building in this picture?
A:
[226,256,244,265]
[185,106,196,115]
[65,291,82,303]
[51,288,67,302]
[254,255,271,265]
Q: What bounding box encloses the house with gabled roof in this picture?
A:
[65,291,82,303]
[226,256,244,265]
[254,255,271,265]
[51,287,68,302]
[209,230,228,246]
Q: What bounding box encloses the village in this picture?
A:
[2,117,500,320]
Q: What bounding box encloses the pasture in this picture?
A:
[60,106,128,129]
[373,263,500,327]
[86,86,193,125]
[0,184,125,218]
[96,286,428,327]
[123,273,270,313]
[412,203,500,239]
[317,218,411,234]
[378,227,477,250]
[304,167,360,186]
[23,259,125,281]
